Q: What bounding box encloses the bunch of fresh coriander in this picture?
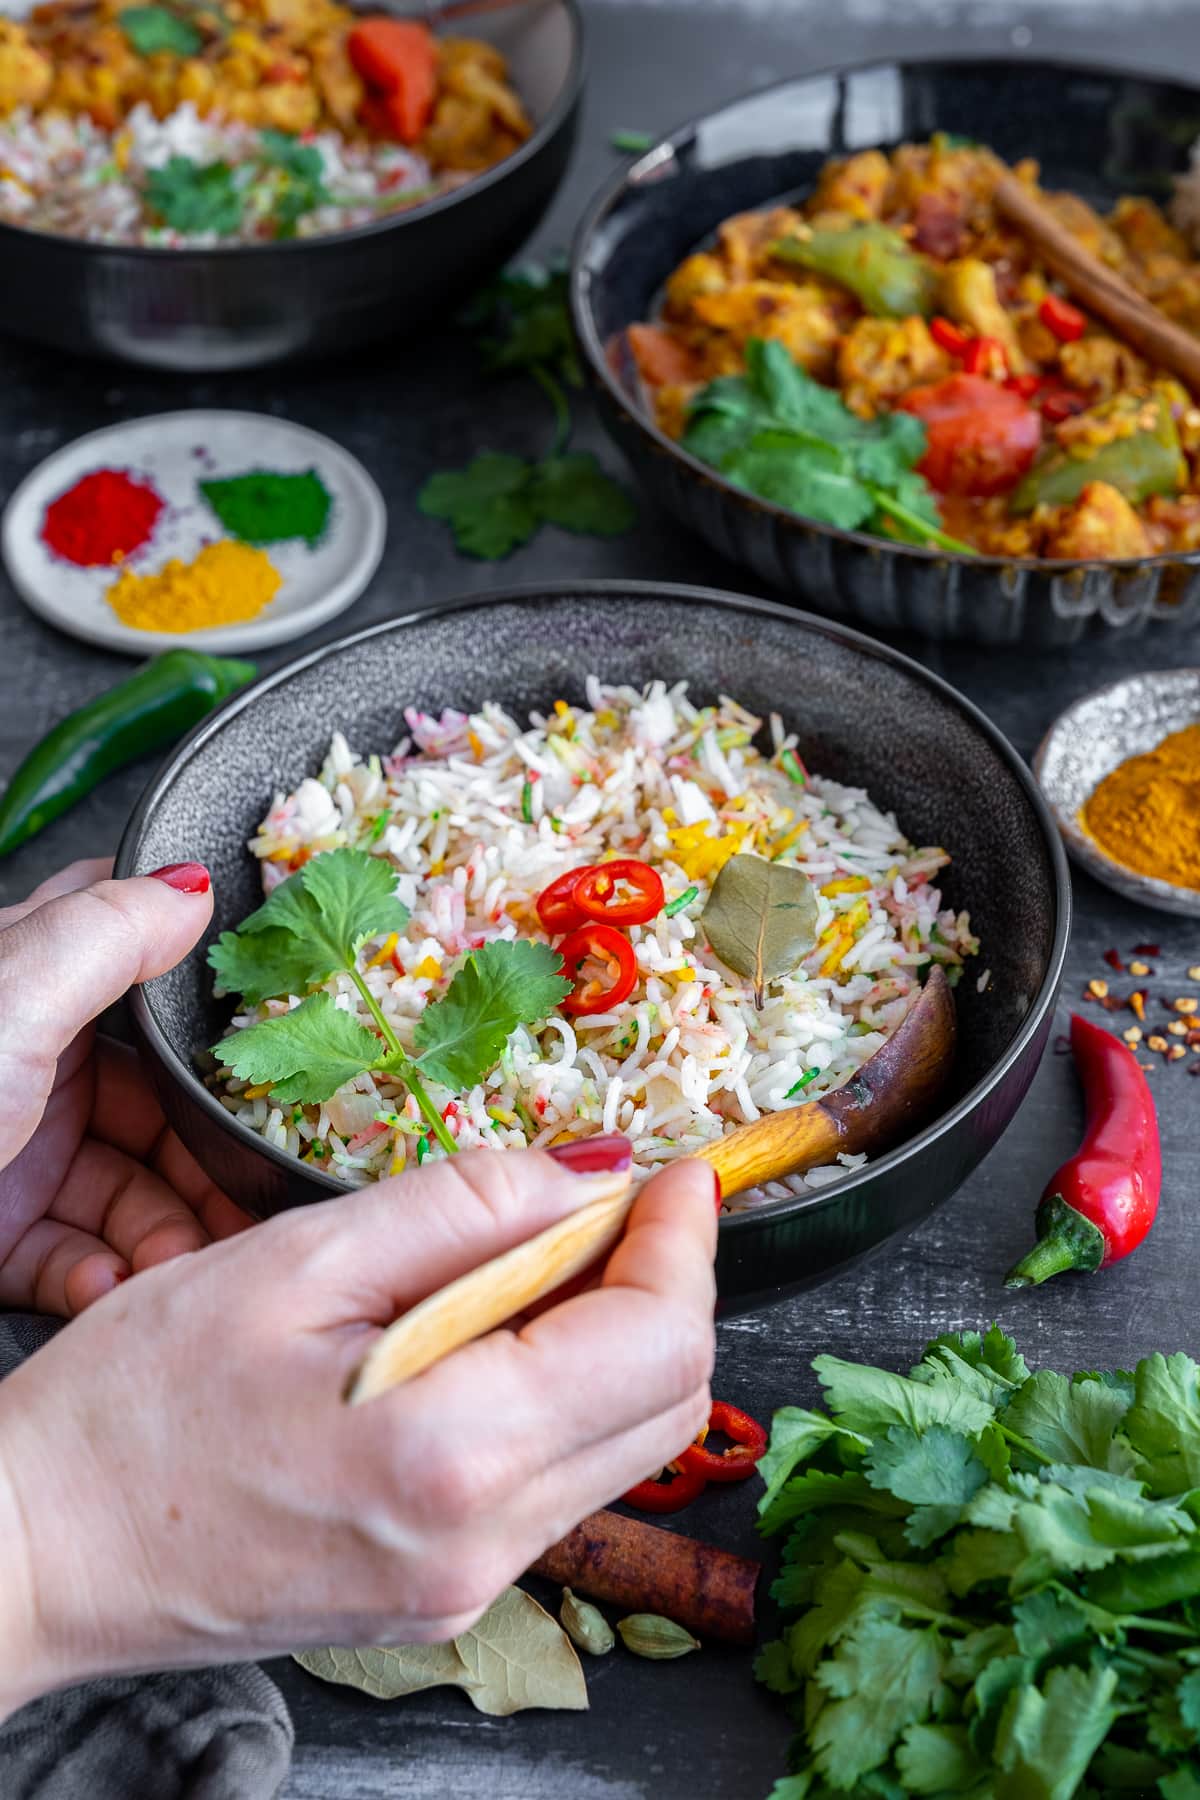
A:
[756,1326,1200,1800]
[418,261,637,557]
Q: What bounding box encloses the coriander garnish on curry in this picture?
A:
[624,137,1200,559]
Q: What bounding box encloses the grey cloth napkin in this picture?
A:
[0,1313,295,1800]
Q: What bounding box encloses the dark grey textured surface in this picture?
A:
[2,2,1200,1795]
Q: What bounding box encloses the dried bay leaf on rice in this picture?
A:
[454,1586,588,1716]
[293,1586,588,1714]
[701,854,819,1006]
[294,1640,469,1700]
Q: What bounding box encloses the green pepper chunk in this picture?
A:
[0,649,257,857]
[1011,396,1185,514]
[771,223,938,319]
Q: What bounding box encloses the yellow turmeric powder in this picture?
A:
[106,539,281,633]
[1080,723,1200,890]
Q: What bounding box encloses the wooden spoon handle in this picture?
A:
[347,970,955,1405]
[347,1170,636,1404]
[993,173,1200,397]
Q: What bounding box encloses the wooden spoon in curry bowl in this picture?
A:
[346,966,955,1404]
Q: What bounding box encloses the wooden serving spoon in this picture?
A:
[347,966,955,1404]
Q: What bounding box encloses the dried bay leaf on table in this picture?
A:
[454,1587,588,1716]
[701,854,819,1006]
[294,1640,470,1701]
[293,1586,588,1714]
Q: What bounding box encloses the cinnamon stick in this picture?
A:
[530,1509,760,1645]
[993,173,1200,397]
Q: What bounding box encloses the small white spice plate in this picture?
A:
[1,410,386,656]
[1034,668,1200,918]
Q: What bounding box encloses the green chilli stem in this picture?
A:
[532,365,573,459]
[869,488,975,555]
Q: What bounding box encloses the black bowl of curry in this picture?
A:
[571,56,1200,646]
[0,0,583,370]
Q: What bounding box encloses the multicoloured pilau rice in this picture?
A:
[212,679,978,1210]
[0,103,454,244]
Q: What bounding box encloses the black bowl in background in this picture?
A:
[0,0,582,372]
[571,57,1200,647]
[116,583,1070,1308]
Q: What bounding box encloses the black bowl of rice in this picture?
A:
[116,582,1070,1306]
[0,0,582,371]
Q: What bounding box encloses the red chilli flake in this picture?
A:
[41,468,164,568]
[1133,943,1162,958]
[1103,949,1126,972]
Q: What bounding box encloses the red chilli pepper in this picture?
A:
[1039,293,1087,342]
[1005,1013,1161,1288]
[961,335,1009,379]
[574,858,665,927]
[558,922,638,1016]
[622,1463,708,1513]
[930,315,970,356]
[1038,384,1089,424]
[677,1401,769,1484]
[536,867,591,935]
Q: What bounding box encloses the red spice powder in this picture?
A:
[41,468,164,567]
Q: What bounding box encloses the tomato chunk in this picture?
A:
[348,19,438,143]
[897,373,1042,497]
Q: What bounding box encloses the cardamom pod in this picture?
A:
[560,1588,615,1656]
[616,1613,700,1660]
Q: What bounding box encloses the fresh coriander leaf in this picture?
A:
[1149,1684,1196,1755]
[1179,1670,1200,1736]
[765,1780,817,1800]
[145,156,242,235]
[992,1662,1121,1800]
[943,1525,1025,1596]
[260,131,330,237]
[466,262,582,387]
[415,939,570,1090]
[755,1638,802,1695]
[1125,1353,1200,1496]
[865,1424,989,1547]
[208,925,319,1005]
[1004,1370,1138,1476]
[1162,1767,1200,1800]
[894,1722,985,1796]
[530,452,637,536]
[218,848,409,996]
[813,1354,996,1439]
[970,1653,1037,1758]
[810,1615,945,1788]
[418,453,539,559]
[1090,1743,1173,1790]
[1075,1367,1138,1405]
[919,1323,1029,1391]
[1011,1585,1097,1660]
[120,5,202,55]
[723,433,875,533]
[758,1469,899,1538]
[945,1623,1015,1686]
[212,991,386,1105]
[260,128,325,181]
[757,1407,870,1520]
[1085,1543,1200,1615]
[790,1552,952,1676]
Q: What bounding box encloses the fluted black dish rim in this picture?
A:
[0,0,584,260]
[569,50,1200,577]
[118,579,1073,1232]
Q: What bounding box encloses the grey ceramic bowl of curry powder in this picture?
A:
[115,582,1071,1309]
[1036,669,1200,917]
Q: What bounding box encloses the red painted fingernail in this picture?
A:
[147,862,210,895]
[547,1134,633,1175]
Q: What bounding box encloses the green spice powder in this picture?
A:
[200,468,333,547]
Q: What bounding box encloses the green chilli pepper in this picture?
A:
[771,224,938,319]
[1011,397,1185,515]
[0,648,256,857]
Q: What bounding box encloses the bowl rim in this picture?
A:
[1033,666,1200,915]
[118,577,1073,1230]
[568,49,1200,577]
[0,0,584,262]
